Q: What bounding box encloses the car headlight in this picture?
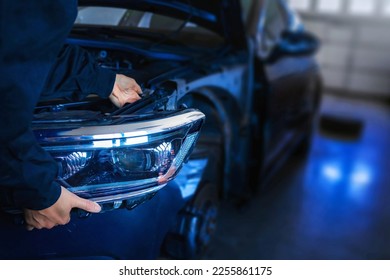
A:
[34,109,205,210]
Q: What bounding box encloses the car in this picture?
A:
[0,0,321,259]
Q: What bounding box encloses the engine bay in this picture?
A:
[34,45,184,119]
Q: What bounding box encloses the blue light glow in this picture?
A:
[350,164,371,188]
[322,164,342,181]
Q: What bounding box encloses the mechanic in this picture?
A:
[0,0,142,230]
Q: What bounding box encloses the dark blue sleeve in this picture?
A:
[0,0,78,210]
[40,44,116,101]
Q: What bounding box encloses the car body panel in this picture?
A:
[247,0,320,175]
[0,180,189,259]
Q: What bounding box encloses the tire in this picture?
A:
[161,97,223,259]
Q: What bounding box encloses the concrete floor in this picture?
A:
[203,94,390,260]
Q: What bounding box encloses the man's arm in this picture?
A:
[0,0,78,210]
[0,1,101,230]
[40,44,142,105]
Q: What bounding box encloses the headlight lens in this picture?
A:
[36,109,204,205]
[111,141,176,174]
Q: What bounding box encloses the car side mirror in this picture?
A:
[267,30,319,63]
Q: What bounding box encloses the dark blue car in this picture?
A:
[0,0,321,259]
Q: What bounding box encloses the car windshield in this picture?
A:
[74,6,225,50]
[75,7,219,36]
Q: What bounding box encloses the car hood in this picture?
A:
[78,0,246,48]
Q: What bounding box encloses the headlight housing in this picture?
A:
[34,109,205,210]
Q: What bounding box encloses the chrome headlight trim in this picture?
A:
[88,185,165,204]
[37,110,205,144]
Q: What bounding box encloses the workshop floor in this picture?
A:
[203,94,390,260]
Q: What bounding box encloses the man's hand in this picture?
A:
[109,74,142,107]
[24,186,101,230]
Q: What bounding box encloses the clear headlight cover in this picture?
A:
[35,109,205,204]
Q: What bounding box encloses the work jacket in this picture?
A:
[0,0,115,210]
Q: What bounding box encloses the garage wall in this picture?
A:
[288,0,390,99]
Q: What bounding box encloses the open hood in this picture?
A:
[78,0,247,48]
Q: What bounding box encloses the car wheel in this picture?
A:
[162,97,223,259]
[164,182,219,259]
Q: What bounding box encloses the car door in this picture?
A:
[254,0,319,168]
